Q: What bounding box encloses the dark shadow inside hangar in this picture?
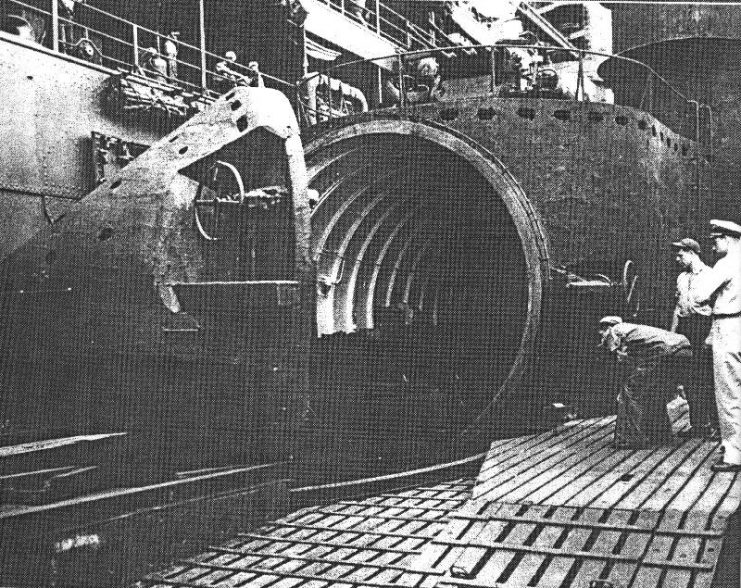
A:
[299,132,536,477]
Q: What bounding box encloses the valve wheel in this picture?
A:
[194,160,245,241]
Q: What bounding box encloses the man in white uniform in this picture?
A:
[693,219,741,472]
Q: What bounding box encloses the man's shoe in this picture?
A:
[711,460,741,472]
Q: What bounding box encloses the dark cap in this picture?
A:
[671,237,701,254]
[710,219,741,239]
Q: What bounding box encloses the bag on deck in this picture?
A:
[667,387,691,435]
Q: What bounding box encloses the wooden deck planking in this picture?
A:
[445,502,524,579]
[541,446,656,506]
[424,418,740,588]
[524,445,651,505]
[453,503,551,583]
[144,480,473,588]
[395,502,492,588]
[493,506,581,588]
[474,419,615,502]
[569,446,676,508]
[527,507,606,588]
[641,443,719,512]
[142,419,739,588]
[472,419,612,495]
[475,418,614,486]
[489,435,615,504]
[596,509,662,588]
[614,440,711,511]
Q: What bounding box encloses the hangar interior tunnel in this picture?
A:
[302,126,548,472]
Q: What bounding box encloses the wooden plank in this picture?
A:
[475,418,613,493]
[179,550,436,574]
[614,439,706,510]
[229,535,420,555]
[243,519,410,555]
[529,506,604,587]
[660,513,708,588]
[312,505,447,524]
[473,421,601,491]
[500,506,580,587]
[605,509,662,588]
[163,562,404,588]
[631,515,687,588]
[444,503,523,579]
[526,444,646,505]
[640,441,717,511]
[436,540,711,570]
[572,446,675,508]
[253,519,427,546]
[712,471,741,519]
[475,420,615,502]
[458,504,551,584]
[338,499,455,513]
[447,513,720,537]
[663,444,723,513]
[538,444,647,506]
[567,509,636,587]
[378,493,467,504]
[491,433,614,504]
[395,501,493,588]
[693,472,740,517]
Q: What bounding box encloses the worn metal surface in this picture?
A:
[600,37,741,222]
[0,84,313,539]
[301,97,705,449]
[610,4,741,53]
[0,37,166,258]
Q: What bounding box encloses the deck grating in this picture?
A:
[139,418,739,588]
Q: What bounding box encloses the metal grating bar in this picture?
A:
[145,566,405,588]
[308,507,449,522]
[245,521,437,540]
[336,499,458,513]
[227,534,421,554]
[178,552,442,574]
[449,512,723,538]
[436,539,714,571]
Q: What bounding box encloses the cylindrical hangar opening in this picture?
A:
[304,121,549,469]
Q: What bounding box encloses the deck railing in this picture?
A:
[311,0,444,50]
[2,0,294,97]
[297,43,711,148]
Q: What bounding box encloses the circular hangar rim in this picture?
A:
[304,118,551,403]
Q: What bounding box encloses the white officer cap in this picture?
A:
[599,316,623,327]
[709,219,741,239]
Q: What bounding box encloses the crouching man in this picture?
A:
[598,316,691,448]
